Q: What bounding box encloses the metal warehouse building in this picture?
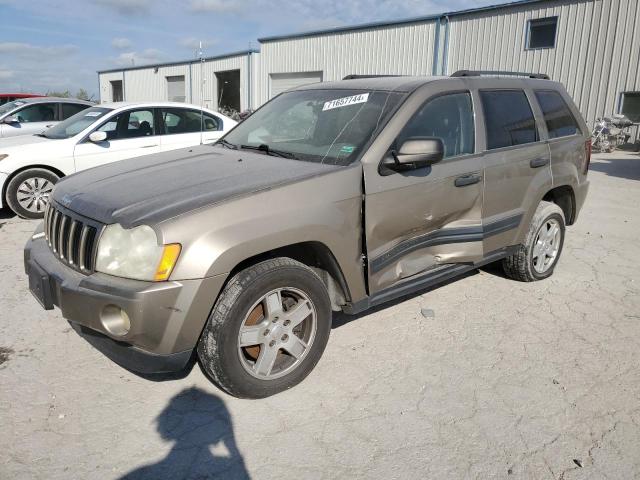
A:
[98,0,640,130]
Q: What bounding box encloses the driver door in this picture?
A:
[363,88,484,293]
[73,108,161,173]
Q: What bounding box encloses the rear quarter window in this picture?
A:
[480,90,538,150]
[534,90,580,138]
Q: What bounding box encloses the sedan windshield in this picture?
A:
[221,89,404,166]
[0,100,25,117]
[43,107,112,139]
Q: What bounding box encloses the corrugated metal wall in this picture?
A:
[256,21,438,105]
[445,0,640,127]
[98,53,255,111]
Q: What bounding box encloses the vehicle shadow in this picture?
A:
[589,154,640,181]
[0,207,17,220]
[118,387,250,480]
[332,269,478,328]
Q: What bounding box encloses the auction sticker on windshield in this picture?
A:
[323,93,369,111]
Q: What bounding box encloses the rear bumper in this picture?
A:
[573,180,590,223]
[24,232,226,374]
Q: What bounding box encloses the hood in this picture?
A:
[0,134,51,150]
[52,144,342,227]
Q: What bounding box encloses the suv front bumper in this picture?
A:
[24,233,226,374]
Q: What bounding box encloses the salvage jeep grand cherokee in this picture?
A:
[25,72,590,398]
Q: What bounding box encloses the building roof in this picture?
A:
[97,49,259,75]
[258,0,554,43]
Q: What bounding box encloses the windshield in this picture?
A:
[221,89,404,165]
[43,106,112,139]
[0,100,26,117]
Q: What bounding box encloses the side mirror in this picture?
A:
[3,115,19,124]
[380,137,444,174]
[89,131,107,143]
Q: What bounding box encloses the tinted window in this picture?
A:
[160,108,221,134]
[61,103,89,119]
[535,90,579,138]
[481,90,538,149]
[97,109,155,140]
[14,103,56,122]
[527,17,557,49]
[396,92,474,158]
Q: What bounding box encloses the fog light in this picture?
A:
[100,305,131,336]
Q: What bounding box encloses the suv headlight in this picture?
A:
[95,224,181,281]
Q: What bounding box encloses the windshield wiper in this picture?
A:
[239,144,298,159]
[217,139,238,149]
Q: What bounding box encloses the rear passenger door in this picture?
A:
[479,88,552,254]
[73,108,161,172]
[158,107,224,152]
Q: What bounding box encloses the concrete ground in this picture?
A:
[1,152,639,480]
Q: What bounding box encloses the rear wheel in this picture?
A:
[5,168,59,219]
[197,258,332,399]
[502,201,565,282]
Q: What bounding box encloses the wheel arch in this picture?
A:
[2,164,65,207]
[542,184,576,225]
[226,241,353,310]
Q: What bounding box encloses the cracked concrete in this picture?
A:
[1,152,639,479]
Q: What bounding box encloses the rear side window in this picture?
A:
[534,90,580,138]
[160,108,221,134]
[480,90,538,149]
[61,103,90,119]
[396,92,475,158]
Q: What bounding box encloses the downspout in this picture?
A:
[247,52,252,110]
[432,18,441,76]
[189,62,193,103]
[441,15,450,76]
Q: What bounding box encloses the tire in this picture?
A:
[502,201,565,282]
[5,168,59,219]
[197,257,332,399]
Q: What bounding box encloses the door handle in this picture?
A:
[530,157,550,168]
[455,174,482,187]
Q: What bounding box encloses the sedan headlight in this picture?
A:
[95,224,181,281]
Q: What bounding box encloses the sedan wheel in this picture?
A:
[5,168,59,219]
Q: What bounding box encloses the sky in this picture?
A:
[0,0,515,99]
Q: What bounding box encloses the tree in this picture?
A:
[45,89,95,102]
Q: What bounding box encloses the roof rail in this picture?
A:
[342,74,404,80]
[451,70,550,80]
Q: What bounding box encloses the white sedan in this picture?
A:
[0,102,236,218]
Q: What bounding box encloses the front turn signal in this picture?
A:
[154,244,181,281]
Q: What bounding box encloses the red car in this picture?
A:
[0,93,44,106]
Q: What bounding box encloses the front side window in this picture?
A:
[43,107,112,139]
[527,17,558,49]
[395,92,474,159]
[160,108,221,134]
[0,100,26,117]
[13,103,56,123]
[97,109,155,140]
[61,103,90,120]
[535,90,580,138]
[481,90,538,149]
[222,89,404,166]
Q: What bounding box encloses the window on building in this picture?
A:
[61,103,90,120]
[166,76,186,103]
[527,17,558,49]
[13,103,56,123]
[97,109,155,140]
[396,92,475,158]
[620,92,640,122]
[160,108,222,134]
[535,90,580,138]
[481,90,538,149]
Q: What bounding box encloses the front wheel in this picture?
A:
[197,258,332,399]
[5,168,59,219]
[502,201,565,282]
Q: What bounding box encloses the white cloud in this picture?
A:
[93,0,151,15]
[111,37,132,49]
[0,42,78,60]
[0,69,15,80]
[114,48,165,66]
[189,0,239,13]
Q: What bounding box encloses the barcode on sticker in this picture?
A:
[323,93,369,111]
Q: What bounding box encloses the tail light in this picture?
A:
[583,139,591,174]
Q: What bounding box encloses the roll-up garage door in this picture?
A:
[270,72,323,98]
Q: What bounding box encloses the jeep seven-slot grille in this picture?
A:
[44,203,100,273]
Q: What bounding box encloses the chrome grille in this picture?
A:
[44,202,100,273]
